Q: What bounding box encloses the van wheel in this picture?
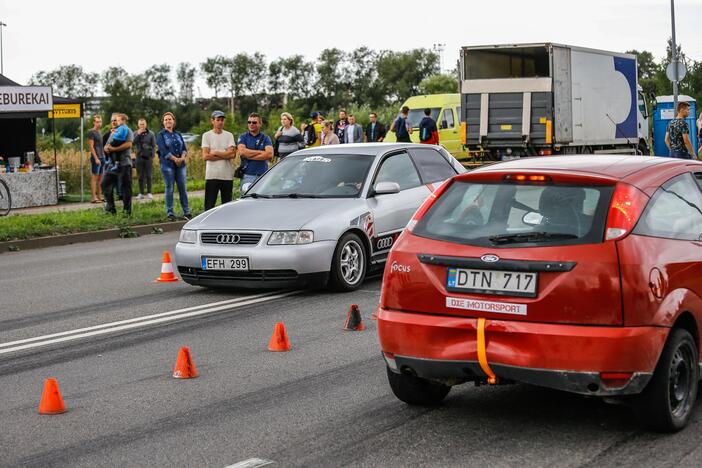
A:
[328,232,366,292]
[386,366,451,406]
[632,328,699,432]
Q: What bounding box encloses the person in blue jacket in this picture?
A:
[156,112,192,220]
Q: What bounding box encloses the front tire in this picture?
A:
[632,328,699,432]
[387,366,451,406]
[328,232,367,291]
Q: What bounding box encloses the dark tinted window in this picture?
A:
[634,173,702,241]
[374,153,421,190]
[413,181,612,247]
[410,148,457,183]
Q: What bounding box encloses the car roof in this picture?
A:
[471,155,701,180]
[291,142,431,156]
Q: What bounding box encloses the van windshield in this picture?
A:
[413,181,613,247]
[407,108,440,128]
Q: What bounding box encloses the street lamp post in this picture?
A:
[433,43,445,74]
[670,0,678,111]
[0,21,6,75]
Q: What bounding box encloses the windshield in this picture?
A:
[245,153,374,198]
[407,108,440,128]
[413,181,613,247]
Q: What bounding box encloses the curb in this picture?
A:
[0,221,187,254]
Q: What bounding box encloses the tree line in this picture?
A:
[628,40,702,113]
[30,47,458,138]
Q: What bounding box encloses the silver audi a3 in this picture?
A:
[175,143,465,291]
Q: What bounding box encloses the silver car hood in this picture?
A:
[186,198,362,231]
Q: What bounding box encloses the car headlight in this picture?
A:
[179,229,197,244]
[268,230,314,245]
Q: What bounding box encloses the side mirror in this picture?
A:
[373,181,401,195]
[522,211,544,226]
[241,182,252,194]
[440,120,448,129]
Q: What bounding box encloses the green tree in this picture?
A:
[376,49,439,104]
[176,62,196,104]
[146,64,174,101]
[418,74,458,95]
[30,65,99,98]
[315,48,347,109]
[200,56,227,98]
[347,47,380,107]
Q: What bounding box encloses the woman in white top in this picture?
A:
[321,120,340,145]
[274,112,302,160]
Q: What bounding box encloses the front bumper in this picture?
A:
[378,307,669,396]
[175,238,336,289]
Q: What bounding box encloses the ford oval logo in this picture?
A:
[480,254,500,263]
[216,233,241,244]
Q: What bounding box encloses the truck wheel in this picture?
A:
[328,232,366,292]
[638,140,650,155]
[632,328,698,432]
[386,366,451,406]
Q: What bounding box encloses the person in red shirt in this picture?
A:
[418,108,439,145]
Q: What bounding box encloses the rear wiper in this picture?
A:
[489,231,578,245]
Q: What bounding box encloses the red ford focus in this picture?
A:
[377,155,702,431]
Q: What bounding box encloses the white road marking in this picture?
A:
[0,291,299,356]
[224,458,274,468]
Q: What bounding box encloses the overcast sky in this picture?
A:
[1,0,701,96]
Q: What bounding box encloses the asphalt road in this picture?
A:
[1,232,702,467]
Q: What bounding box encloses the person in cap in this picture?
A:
[202,110,237,210]
[301,111,323,148]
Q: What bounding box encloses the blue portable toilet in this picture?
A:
[653,95,698,157]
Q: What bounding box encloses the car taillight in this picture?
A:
[504,174,552,183]
[406,179,452,232]
[605,183,648,241]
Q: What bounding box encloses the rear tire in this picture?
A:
[632,328,699,432]
[386,366,451,406]
[328,232,367,292]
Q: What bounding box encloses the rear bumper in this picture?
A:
[377,307,669,396]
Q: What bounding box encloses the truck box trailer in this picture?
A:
[459,43,650,159]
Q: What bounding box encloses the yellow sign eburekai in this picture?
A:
[48,104,81,119]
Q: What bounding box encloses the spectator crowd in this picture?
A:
[87,107,441,218]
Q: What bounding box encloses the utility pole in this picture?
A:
[0,21,6,75]
[433,43,446,74]
[670,0,678,112]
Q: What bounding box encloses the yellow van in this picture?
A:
[384,93,466,158]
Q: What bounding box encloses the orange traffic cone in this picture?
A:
[268,322,291,351]
[173,346,198,379]
[344,304,365,331]
[38,378,66,415]
[156,251,179,282]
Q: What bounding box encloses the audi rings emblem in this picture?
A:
[216,233,241,244]
[376,237,394,250]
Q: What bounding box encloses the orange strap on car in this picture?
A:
[477,318,498,384]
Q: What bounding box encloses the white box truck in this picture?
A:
[459,43,650,159]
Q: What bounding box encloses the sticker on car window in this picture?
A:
[303,156,331,163]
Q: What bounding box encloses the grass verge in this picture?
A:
[0,196,213,242]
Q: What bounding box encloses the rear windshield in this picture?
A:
[413,181,613,247]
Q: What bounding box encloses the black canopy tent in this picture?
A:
[0,74,84,201]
